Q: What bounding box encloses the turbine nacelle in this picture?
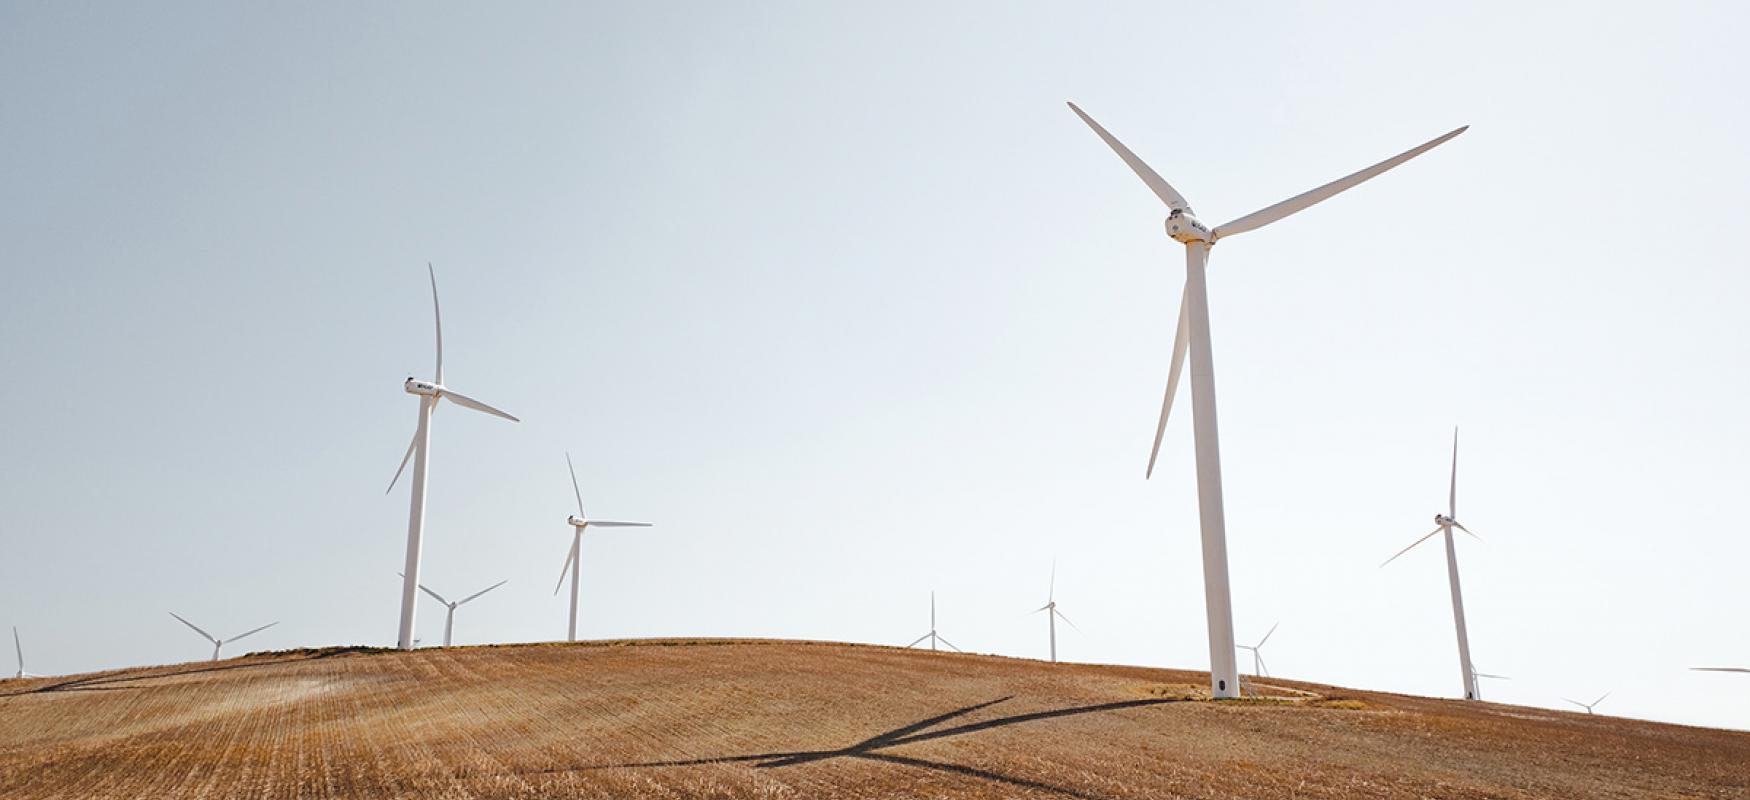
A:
[1165,210,1211,244]
[404,378,441,397]
[1435,513,1456,527]
[567,514,589,529]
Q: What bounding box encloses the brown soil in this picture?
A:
[1,639,1744,799]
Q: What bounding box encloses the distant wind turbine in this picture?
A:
[398,574,506,647]
[554,452,651,642]
[1068,102,1466,698]
[1382,427,1486,701]
[1563,691,1611,715]
[386,264,520,652]
[1237,622,1279,678]
[1031,562,1081,663]
[168,613,278,662]
[13,626,39,678]
[906,592,960,653]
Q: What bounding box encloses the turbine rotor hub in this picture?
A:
[1165,210,1211,243]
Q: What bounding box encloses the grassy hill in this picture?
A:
[1,639,1744,798]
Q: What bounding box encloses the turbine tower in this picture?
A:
[1238,622,1279,677]
[1563,691,1611,715]
[906,592,960,652]
[554,452,651,642]
[168,613,277,662]
[1031,562,1081,663]
[386,264,520,651]
[1069,103,1466,698]
[12,626,39,679]
[400,574,507,647]
[1382,428,1485,700]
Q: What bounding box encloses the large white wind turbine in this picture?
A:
[399,574,507,647]
[1563,691,1611,715]
[1069,103,1465,698]
[12,626,40,678]
[553,453,651,642]
[1382,428,1485,700]
[168,613,278,662]
[906,592,961,653]
[386,265,520,651]
[1031,562,1081,663]
[1238,622,1279,678]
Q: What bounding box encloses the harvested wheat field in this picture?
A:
[0,639,1745,799]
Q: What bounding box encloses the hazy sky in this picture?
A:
[3,2,1747,730]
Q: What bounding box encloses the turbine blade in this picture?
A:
[417,583,449,606]
[935,635,963,653]
[12,626,21,671]
[1048,559,1056,603]
[586,520,652,528]
[440,389,519,422]
[566,452,587,518]
[1473,672,1510,680]
[1561,697,1586,709]
[227,622,278,644]
[1449,426,1459,519]
[457,579,508,606]
[1066,102,1192,212]
[904,633,931,648]
[1593,691,1611,706]
[168,612,217,644]
[386,425,419,494]
[1691,666,1750,673]
[428,263,443,385]
[1380,527,1443,568]
[1258,621,1280,648]
[1053,609,1083,633]
[1146,285,1191,480]
[1453,522,1482,542]
[553,538,579,596]
[1211,126,1468,240]
[1032,604,1051,614]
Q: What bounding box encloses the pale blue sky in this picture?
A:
[3,2,1747,730]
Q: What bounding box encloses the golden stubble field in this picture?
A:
[0,639,1744,799]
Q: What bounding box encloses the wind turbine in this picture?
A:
[168,613,278,662]
[1237,622,1279,678]
[1031,562,1081,663]
[1069,103,1465,698]
[398,573,507,647]
[386,264,520,651]
[1382,427,1486,700]
[906,592,961,653]
[554,452,651,642]
[1563,691,1611,715]
[12,626,40,679]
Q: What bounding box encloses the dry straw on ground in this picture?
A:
[1,639,1745,798]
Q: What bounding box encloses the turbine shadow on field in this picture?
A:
[0,646,371,698]
[578,695,1184,798]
